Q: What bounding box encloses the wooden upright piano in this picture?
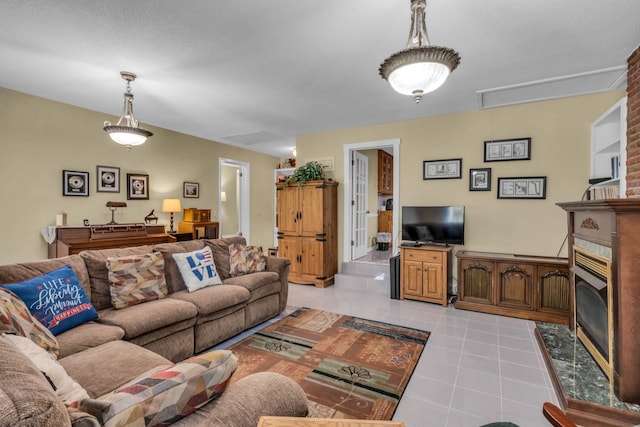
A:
[48,223,175,258]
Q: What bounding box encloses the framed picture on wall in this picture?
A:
[184,181,199,198]
[484,138,531,162]
[127,173,149,200]
[469,168,491,191]
[423,158,462,180]
[96,165,120,193]
[62,170,89,196]
[497,176,546,199]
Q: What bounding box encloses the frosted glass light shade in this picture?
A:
[104,126,151,147]
[388,61,450,96]
[379,46,460,103]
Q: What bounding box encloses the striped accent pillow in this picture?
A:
[107,252,168,309]
[229,244,266,277]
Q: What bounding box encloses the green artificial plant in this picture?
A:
[286,161,324,185]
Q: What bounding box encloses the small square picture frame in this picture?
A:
[423,158,462,180]
[62,170,89,196]
[497,176,547,199]
[127,173,149,200]
[96,165,120,193]
[469,168,491,191]
[184,181,199,198]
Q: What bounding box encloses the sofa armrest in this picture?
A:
[171,372,308,427]
[265,256,290,312]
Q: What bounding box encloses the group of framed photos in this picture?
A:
[422,137,547,199]
[62,166,200,199]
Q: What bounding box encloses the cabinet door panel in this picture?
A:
[276,187,299,235]
[277,236,301,277]
[459,260,493,304]
[423,262,443,300]
[404,260,423,297]
[537,265,570,313]
[300,238,324,278]
[497,263,534,309]
[299,185,325,236]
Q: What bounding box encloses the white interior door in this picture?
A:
[351,151,369,260]
[219,158,250,241]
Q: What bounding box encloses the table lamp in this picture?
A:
[162,199,182,233]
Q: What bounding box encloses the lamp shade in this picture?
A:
[162,198,182,213]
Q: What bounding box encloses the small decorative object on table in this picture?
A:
[144,209,158,224]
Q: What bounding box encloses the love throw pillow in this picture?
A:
[172,247,222,292]
[3,265,98,336]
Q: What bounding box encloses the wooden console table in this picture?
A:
[48,224,174,258]
[258,417,405,427]
[455,251,570,324]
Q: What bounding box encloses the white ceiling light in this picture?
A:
[379,0,461,103]
[103,71,153,148]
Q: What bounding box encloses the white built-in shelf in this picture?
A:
[591,97,627,198]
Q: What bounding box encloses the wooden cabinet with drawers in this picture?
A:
[276,180,338,287]
[400,246,451,306]
[455,251,570,324]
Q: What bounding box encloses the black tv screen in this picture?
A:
[401,206,465,245]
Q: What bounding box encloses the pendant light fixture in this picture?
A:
[379,0,460,103]
[103,71,153,148]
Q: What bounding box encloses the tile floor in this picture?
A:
[217,252,560,427]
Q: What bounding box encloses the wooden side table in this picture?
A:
[257,417,405,427]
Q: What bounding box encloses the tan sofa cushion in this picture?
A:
[170,285,250,317]
[80,246,154,310]
[60,340,171,399]
[96,298,197,340]
[56,321,125,359]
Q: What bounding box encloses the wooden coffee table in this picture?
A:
[257,416,406,427]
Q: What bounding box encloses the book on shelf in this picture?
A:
[588,185,619,200]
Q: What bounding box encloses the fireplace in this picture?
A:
[557,200,640,409]
[572,246,612,379]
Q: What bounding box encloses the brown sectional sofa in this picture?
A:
[0,236,308,426]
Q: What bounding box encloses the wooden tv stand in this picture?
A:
[400,245,452,306]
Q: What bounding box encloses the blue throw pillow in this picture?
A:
[4,265,98,335]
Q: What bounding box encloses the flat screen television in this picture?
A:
[401,206,465,245]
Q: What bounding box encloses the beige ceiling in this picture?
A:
[1,0,639,158]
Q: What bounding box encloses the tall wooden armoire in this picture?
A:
[276,180,338,287]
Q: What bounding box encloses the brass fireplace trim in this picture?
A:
[572,246,614,382]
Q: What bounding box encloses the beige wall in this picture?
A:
[296,91,626,269]
[0,87,279,264]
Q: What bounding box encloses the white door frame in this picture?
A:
[219,158,250,242]
[343,139,400,262]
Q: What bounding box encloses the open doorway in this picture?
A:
[218,158,250,240]
[343,139,400,263]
